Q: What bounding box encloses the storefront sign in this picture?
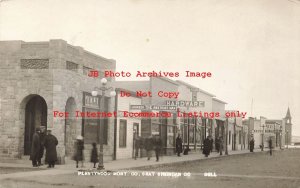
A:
[149,105,177,110]
[83,92,100,109]
[130,105,146,110]
[165,100,205,107]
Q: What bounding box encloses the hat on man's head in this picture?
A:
[76,135,83,140]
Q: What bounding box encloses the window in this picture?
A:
[83,66,92,76]
[66,61,78,72]
[83,94,109,144]
[119,120,127,147]
[229,131,231,145]
[173,113,177,125]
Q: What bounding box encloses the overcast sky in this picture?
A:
[1,0,299,136]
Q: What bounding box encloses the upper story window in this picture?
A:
[83,66,93,76]
[66,61,78,72]
[20,59,49,69]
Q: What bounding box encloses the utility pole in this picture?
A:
[261,124,265,151]
[225,118,228,155]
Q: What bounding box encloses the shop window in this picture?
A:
[173,113,177,125]
[119,120,127,147]
[83,94,109,144]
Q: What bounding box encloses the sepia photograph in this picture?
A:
[0,0,299,187]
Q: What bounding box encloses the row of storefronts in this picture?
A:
[0,40,292,163]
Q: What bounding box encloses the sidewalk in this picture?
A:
[0,148,270,180]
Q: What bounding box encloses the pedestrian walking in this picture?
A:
[44,129,58,168]
[73,135,84,168]
[250,138,255,152]
[145,135,154,160]
[215,137,220,153]
[203,136,211,157]
[30,128,41,167]
[154,135,162,162]
[268,137,273,156]
[175,134,183,157]
[134,136,141,160]
[219,137,224,155]
[90,142,98,168]
[37,126,46,166]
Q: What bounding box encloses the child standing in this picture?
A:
[91,143,98,168]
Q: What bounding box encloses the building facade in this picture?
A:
[0,40,116,162]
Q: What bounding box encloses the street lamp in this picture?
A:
[92,78,116,170]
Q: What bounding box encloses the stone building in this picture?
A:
[0,40,116,163]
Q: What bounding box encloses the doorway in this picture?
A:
[24,95,47,155]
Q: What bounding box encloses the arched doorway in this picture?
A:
[24,95,47,155]
[65,97,77,156]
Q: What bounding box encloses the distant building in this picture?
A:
[243,107,292,149]
[284,107,292,145]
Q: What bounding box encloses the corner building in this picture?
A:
[0,40,116,163]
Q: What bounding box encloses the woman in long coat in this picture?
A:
[90,142,98,168]
[175,134,183,157]
[203,136,211,157]
[74,135,84,168]
[44,130,58,168]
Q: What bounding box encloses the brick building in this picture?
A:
[0,40,116,163]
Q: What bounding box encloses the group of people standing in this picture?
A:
[134,135,162,162]
[30,127,58,168]
[203,136,224,157]
[72,136,99,168]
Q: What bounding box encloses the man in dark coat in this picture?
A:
[175,134,183,157]
[209,136,214,152]
[215,137,220,153]
[44,130,58,168]
[37,126,46,166]
[219,137,224,155]
[134,136,141,160]
[203,136,211,157]
[30,128,41,167]
[153,135,162,162]
[250,138,255,152]
[145,135,154,160]
[268,137,273,156]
